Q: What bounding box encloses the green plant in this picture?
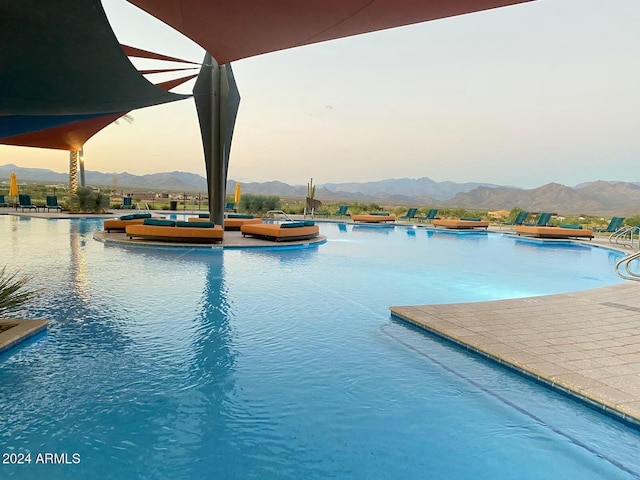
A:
[307,178,315,199]
[69,187,107,213]
[0,266,35,314]
[238,194,282,214]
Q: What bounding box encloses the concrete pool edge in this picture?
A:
[390,282,640,429]
[93,230,327,249]
[0,319,49,355]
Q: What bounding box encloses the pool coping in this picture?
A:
[0,319,49,354]
[390,281,640,428]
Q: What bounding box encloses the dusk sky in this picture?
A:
[2,0,639,189]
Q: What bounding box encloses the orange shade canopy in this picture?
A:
[129,0,534,64]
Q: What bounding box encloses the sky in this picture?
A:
[1,0,640,189]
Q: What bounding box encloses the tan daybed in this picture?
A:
[515,225,594,239]
[189,214,263,230]
[433,218,489,229]
[104,213,152,232]
[125,219,223,243]
[241,221,320,242]
[351,213,396,223]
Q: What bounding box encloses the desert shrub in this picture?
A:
[238,194,281,214]
[69,187,108,213]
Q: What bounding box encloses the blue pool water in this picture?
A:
[1,216,639,479]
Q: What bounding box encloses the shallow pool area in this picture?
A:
[1,216,639,479]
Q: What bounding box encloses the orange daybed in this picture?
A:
[351,213,396,223]
[433,218,489,229]
[104,213,152,232]
[126,219,223,243]
[515,225,594,239]
[240,221,319,242]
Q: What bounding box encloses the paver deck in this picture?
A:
[391,281,640,427]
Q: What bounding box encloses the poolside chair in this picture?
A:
[17,194,37,211]
[524,212,552,227]
[44,195,62,212]
[501,211,529,228]
[335,205,349,218]
[122,197,134,209]
[399,208,418,221]
[595,216,625,233]
[0,195,8,207]
[419,208,439,223]
[225,202,236,212]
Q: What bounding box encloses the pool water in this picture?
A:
[1,217,639,479]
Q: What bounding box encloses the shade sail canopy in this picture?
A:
[129,0,533,64]
[0,0,189,116]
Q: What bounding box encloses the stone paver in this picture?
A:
[390,282,640,427]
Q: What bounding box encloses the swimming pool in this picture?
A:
[1,216,639,479]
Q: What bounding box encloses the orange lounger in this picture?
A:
[515,225,594,239]
[351,213,396,223]
[433,219,489,229]
[104,213,152,232]
[241,222,319,242]
[126,220,223,243]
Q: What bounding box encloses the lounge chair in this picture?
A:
[501,211,529,228]
[17,194,37,211]
[225,202,236,212]
[122,197,135,209]
[524,212,552,227]
[515,224,593,239]
[595,217,625,233]
[335,205,349,218]
[241,221,320,241]
[0,195,8,207]
[126,218,223,243]
[399,208,418,221]
[352,212,396,223]
[418,208,439,223]
[104,213,152,232]
[44,195,62,212]
[433,216,489,229]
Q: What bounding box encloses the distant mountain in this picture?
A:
[2,163,639,215]
[445,182,640,216]
[321,177,503,201]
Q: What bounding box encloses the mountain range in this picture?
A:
[1,163,638,216]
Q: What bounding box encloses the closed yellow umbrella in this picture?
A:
[234,182,241,204]
[9,173,18,201]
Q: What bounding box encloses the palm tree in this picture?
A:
[0,266,35,314]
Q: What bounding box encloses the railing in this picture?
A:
[609,226,640,248]
[615,250,640,281]
[265,210,295,222]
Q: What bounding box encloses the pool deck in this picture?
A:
[4,208,640,425]
[391,273,640,427]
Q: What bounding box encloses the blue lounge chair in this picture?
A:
[502,211,529,228]
[0,195,8,207]
[17,194,37,211]
[595,216,625,233]
[225,202,236,212]
[335,205,349,218]
[525,212,552,227]
[122,197,134,209]
[44,195,62,212]
[419,208,439,223]
[400,208,418,221]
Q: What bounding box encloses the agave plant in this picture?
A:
[0,266,35,314]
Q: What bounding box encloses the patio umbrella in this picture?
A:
[9,172,18,205]
[234,182,241,204]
